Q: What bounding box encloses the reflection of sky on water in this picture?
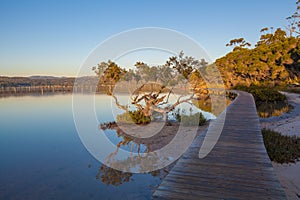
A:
[104,129,148,153]
[0,94,164,200]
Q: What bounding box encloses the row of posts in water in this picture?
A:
[0,85,104,95]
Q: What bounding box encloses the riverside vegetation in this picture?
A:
[222,0,300,164]
[233,85,290,118]
[262,129,300,163]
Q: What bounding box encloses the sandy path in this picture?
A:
[261,111,300,137]
[273,162,300,199]
[260,92,300,200]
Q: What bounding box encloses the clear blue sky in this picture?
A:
[0,0,295,76]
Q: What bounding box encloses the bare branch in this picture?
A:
[167,93,196,112]
[151,93,196,114]
[157,87,174,106]
[111,94,127,110]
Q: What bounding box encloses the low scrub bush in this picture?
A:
[262,128,300,163]
[116,110,151,124]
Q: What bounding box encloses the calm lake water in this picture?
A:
[0,94,214,200]
[0,94,159,200]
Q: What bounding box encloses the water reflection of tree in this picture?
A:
[96,163,167,187]
[103,128,169,172]
[96,162,170,187]
[96,165,133,186]
[95,124,174,186]
[101,122,150,154]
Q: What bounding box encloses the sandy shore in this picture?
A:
[260,92,300,200]
[260,92,300,137]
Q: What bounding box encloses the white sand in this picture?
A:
[260,92,300,199]
[273,162,300,200]
[261,115,300,137]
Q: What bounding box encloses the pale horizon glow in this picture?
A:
[0,0,295,77]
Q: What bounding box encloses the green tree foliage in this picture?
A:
[93,60,126,85]
[134,61,177,85]
[226,38,251,50]
[216,1,300,88]
[116,110,152,124]
[165,51,208,79]
[216,28,300,88]
[92,60,127,95]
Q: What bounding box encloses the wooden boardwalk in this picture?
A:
[153,91,287,200]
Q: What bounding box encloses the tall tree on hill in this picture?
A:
[226,38,251,51]
[216,1,300,88]
[285,0,300,37]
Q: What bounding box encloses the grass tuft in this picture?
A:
[262,128,300,163]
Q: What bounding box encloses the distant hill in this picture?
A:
[29,75,60,79]
[0,76,97,87]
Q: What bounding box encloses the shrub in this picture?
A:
[233,85,289,117]
[226,91,237,100]
[284,86,300,94]
[233,85,286,102]
[116,110,151,124]
[175,111,207,126]
[262,128,300,163]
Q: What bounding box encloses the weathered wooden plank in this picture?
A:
[157,178,285,198]
[173,160,274,172]
[155,183,286,200]
[152,91,286,200]
[164,172,282,189]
